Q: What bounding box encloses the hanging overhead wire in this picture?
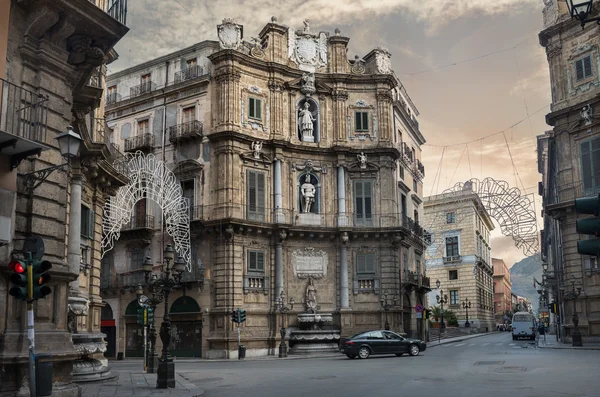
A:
[448,144,467,189]
[502,131,527,193]
[430,147,446,196]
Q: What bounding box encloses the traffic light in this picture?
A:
[147,307,154,324]
[550,302,558,314]
[239,309,246,323]
[575,194,600,256]
[137,308,145,325]
[425,309,432,320]
[231,309,239,324]
[8,260,28,301]
[31,259,52,300]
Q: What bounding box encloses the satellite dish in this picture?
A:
[23,235,45,260]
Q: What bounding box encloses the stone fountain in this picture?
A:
[289,277,340,354]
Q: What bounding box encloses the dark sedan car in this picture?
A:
[339,330,426,359]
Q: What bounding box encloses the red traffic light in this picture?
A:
[9,260,26,274]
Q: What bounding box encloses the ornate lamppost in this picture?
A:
[435,279,448,331]
[565,0,600,29]
[276,291,294,358]
[568,275,583,347]
[462,297,472,327]
[379,290,398,331]
[136,256,161,374]
[140,244,185,388]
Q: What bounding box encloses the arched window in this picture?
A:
[298,173,320,214]
[297,98,320,143]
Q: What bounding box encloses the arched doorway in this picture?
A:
[124,300,144,358]
[101,303,116,358]
[169,296,202,357]
[403,293,412,336]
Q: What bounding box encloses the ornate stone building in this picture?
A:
[0,0,128,395]
[538,1,600,343]
[492,258,512,326]
[424,187,495,333]
[102,18,431,359]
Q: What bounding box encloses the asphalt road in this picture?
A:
[110,333,600,397]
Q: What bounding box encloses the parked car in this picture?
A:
[339,330,426,359]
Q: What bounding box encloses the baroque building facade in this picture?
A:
[424,187,495,333]
[101,18,431,359]
[538,0,600,343]
[0,0,128,395]
[492,258,512,326]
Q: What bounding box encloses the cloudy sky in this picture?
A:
[110,0,550,268]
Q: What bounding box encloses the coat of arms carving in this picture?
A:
[374,47,392,74]
[288,21,328,72]
[217,18,243,50]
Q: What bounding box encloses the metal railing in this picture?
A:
[415,159,425,178]
[124,133,155,152]
[174,66,204,84]
[168,120,203,141]
[91,117,108,144]
[0,77,48,145]
[180,263,206,284]
[100,274,118,292]
[403,269,418,285]
[105,91,121,105]
[443,255,461,263]
[122,215,155,230]
[89,0,128,25]
[119,269,146,289]
[548,180,600,205]
[130,81,155,98]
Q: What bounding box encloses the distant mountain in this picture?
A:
[509,255,543,314]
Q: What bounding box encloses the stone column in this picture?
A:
[67,170,83,293]
[274,230,286,302]
[337,165,347,226]
[274,159,284,223]
[340,232,349,309]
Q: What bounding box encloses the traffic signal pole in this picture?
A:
[26,253,36,397]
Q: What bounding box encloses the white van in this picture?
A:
[512,311,536,340]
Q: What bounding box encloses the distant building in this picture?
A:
[492,258,512,324]
[424,185,495,332]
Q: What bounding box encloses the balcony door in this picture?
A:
[134,198,147,227]
[354,180,373,226]
[182,106,196,133]
[181,180,195,219]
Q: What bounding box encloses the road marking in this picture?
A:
[482,343,490,346]
[455,343,466,346]
[468,343,475,346]
[509,343,516,346]
[495,343,503,345]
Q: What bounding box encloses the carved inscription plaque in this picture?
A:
[292,247,328,279]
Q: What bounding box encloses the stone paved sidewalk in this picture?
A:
[79,371,204,397]
[537,335,600,350]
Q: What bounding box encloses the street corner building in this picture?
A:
[423,187,496,334]
[538,1,600,343]
[0,0,130,395]
[100,17,433,360]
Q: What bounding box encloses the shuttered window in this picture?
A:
[575,56,593,81]
[354,180,373,225]
[581,137,600,195]
[355,111,369,131]
[81,205,95,238]
[130,249,144,270]
[246,170,266,221]
[356,253,375,274]
[248,250,265,273]
[249,97,262,120]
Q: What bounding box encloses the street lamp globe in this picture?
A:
[55,126,82,159]
[542,262,548,272]
[173,256,186,274]
[163,244,175,263]
[143,256,153,274]
[135,284,143,296]
[436,279,441,289]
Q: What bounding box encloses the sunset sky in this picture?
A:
[110,0,549,268]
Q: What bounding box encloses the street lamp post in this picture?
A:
[435,279,448,343]
[565,0,600,29]
[140,244,186,388]
[379,290,398,331]
[462,298,472,327]
[569,276,583,347]
[276,291,294,358]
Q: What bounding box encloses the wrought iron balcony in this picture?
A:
[174,66,204,84]
[122,215,155,230]
[130,81,155,98]
[443,255,462,263]
[100,274,118,294]
[420,275,431,290]
[118,270,146,291]
[124,133,154,152]
[414,159,425,179]
[402,270,418,289]
[105,92,121,105]
[401,142,413,165]
[547,180,600,207]
[168,121,203,142]
[89,0,128,25]
[0,77,49,169]
[180,262,206,286]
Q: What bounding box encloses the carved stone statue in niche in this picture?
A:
[300,73,316,96]
[305,277,318,313]
[299,101,316,142]
[301,174,316,213]
[357,152,367,169]
[252,141,263,159]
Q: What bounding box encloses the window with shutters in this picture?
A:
[445,236,460,258]
[182,106,195,124]
[137,119,149,135]
[141,73,152,94]
[356,253,376,274]
[186,58,197,68]
[247,250,265,273]
[580,137,600,195]
[354,180,374,226]
[130,249,144,270]
[446,212,456,224]
[81,205,94,238]
[246,170,266,221]
[355,111,369,132]
[575,55,593,81]
[249,97,262,120]
[450,290,459,305]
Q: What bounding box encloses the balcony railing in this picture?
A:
[119,269,146,290]
[420,275,431,289]
[548,180,600,206]
[0,77,48,146]
[353,275,380,294]
[401,142,413,164]
[100,274,118,293]
[105,92,121,105]
[180,263,206,284]
[243,274,269,295]
[124,133,155,152]
[130,81,155,98]
[89,0,128,25]
[443,255,462,263]
[403,270,418,286]
[168,121,203,142]
[122,215,155,230]
[174,66,204,84]
[415,159,425,178]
